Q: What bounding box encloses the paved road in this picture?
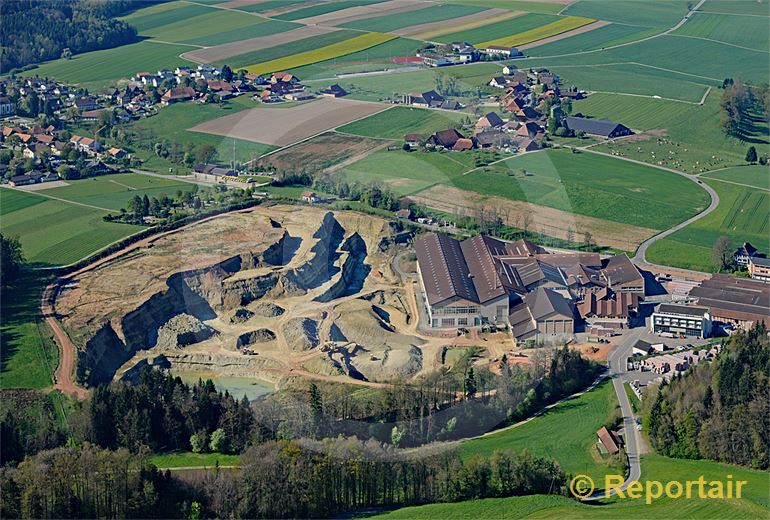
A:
[586,329,645,500]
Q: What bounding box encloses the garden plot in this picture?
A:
[188,97,388,147]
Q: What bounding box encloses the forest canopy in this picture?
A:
[0,0,143,72]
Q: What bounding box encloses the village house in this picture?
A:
[565,117,633,139]
[301,191,319,203]
[475,112,505,131]
[596,426,622,455]
[485,45,522,58]
[734,242,759,267]
[0,96,16,116]
[403,134,423,149]
[161,87,196,105]
[404,90,444,108]
[489,76,509,89]
[426,128,464,150]
[73,96,99,112]
[632,339,654,357]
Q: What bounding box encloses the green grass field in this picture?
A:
[562,0,691,28]
[121,1,215,32]
[477,16,595,49]
[672,11,770,51]
[184,20,301,47]
[38,174,198,212]
[572,93,699,130]
[337,106,464,139]
[597,94,768,174]
[371,455,770,519]
[338,148,475,196]
[446,149,709,230]
[148,451,241,469]
[701,165,770,190]
[21,41,196,91]
[623,383,640,414]
[0,188,143,266]
[0,273,58,390]
[339,4,486,32]
[445,0,566,14]
[273,0,384,20]
[237,0,312,13]
[700,0,770,16]
[528,24,660,56]
[130,98,276,168]
[646,178,770,271]
[435,13,558,45]
[459,380,622,484]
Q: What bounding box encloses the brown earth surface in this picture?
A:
[257,132,388,171]
[405,184,657,251]
[181,25,342,64]
[216,0,270,9]
[189,97,388,147]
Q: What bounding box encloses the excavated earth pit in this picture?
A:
[54,205,450,392]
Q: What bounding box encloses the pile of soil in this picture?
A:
[252,302,285,318]
[282,317,320,351]
[236,329,277,349]
[155,314,217,350]
[229,308,255,324]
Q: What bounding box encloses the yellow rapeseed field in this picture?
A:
[477,16,595,48]
[244,32,395,75]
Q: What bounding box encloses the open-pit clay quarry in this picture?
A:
[54,204,513,395]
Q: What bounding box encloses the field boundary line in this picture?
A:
[667,33,768,54]
[1,185,114,212]
[460,149,547,176]
[701,176,770,192]
[333,129,399,142]
[697,10,770,18]
[587,90,703,105]
[144,39,208,49]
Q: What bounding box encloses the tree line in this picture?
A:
[0,439,569,519]
[644,323,769,469]
[0,0,139,72]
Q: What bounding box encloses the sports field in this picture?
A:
[371,455,770,519]
[0,188,143,266]
[477,16,596,48]
[646,179,770,271]
[459,380,622,484]
[445,149,709,230]
[242,32,395,74]
[38,174,198,212]
[337,106,465,139]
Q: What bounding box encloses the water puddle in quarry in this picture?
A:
[173,372,275,402]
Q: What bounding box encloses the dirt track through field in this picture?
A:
[392,8,511,37]
[295,0,434,26]
[405,184,657,251]
[519,20,611,49]
[189,97,388,147]
[181,25,342,64]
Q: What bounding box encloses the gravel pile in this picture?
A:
[155,314,216,350]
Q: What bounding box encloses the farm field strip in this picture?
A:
[132,8,267,45]
[391,8,513,37]
[701,166,770,190]
[671,11,770,51]
[518,20,610,49]
[443,0,567,14]
[336,106,465,139]
[434,12,558,45]
[0,188,143,266]
[242,32,395,74]
[287,0,429,26]
[407,9,523,41]
[528,23,661,56]
[477,15,596,48]
[181,24,341,64]
[338,4,487,32]
[273,0,390,21]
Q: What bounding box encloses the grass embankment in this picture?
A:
[458,380,623,485]
[0,272,57,390]
[371,455,770,519]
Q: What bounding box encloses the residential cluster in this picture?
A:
[415,232,770,346]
